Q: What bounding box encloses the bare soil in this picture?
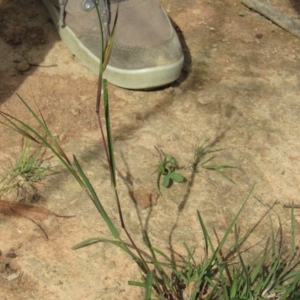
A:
[1,0,300,299]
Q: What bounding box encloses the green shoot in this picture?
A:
[155,147,185,196]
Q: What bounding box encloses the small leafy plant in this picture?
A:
[155,147,185,196]
[155,139,234,198]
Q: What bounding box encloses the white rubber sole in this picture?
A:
[41,0,183,89]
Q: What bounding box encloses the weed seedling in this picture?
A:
[155,146,185,197]
[185,139,235,183]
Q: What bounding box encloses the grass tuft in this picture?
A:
[0,138,54,202]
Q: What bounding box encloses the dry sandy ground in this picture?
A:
[1,0,300,299]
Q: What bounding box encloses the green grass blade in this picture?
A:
[144,270,154,300]
[197,210,215,258]
[91,0,104,74]
[249,246,270,286]
[73,155,119,238]
[214,169,235,183]
[229,269,239,299]
[214,185,255,255]
[16,94,71,165]
[290,204,295,261]
[0,115,41,143]
[213,263,230,300]
[183,243,196,265]
[72,237,139,259]
[73,237,121,249]
[202,163,235,183]
[102,4,118,70]
[103,79,116,187]
[128,281,146,287]
[202,163,234,169]
[144,232,167,279]
[234,225,251,298]
[72,237,106,249]
[151,246,174,266]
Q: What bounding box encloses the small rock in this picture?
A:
[79,95,90,102]
[163,86,174,95]
[16,59,30,72]
[7,271,20,281]
[58,133,66,142]
[197,96,211,105]
[70,107,80,116]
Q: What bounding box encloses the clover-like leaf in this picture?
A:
[169,172,185,183]
[162,175,171,188]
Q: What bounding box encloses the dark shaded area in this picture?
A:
[171,19,192,86]
[290,0,300,14]
[0,0,57,106]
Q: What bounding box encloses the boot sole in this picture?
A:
[41,0,183,89]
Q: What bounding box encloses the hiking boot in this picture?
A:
[41,0,184,89]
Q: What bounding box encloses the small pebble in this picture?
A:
[7,272,20,281]
[16,59,30,72]
[197,96,211,105]
[163,86,174,94]
[70,107,80,116]
[79,95,90,102]
[58,133,66,142]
